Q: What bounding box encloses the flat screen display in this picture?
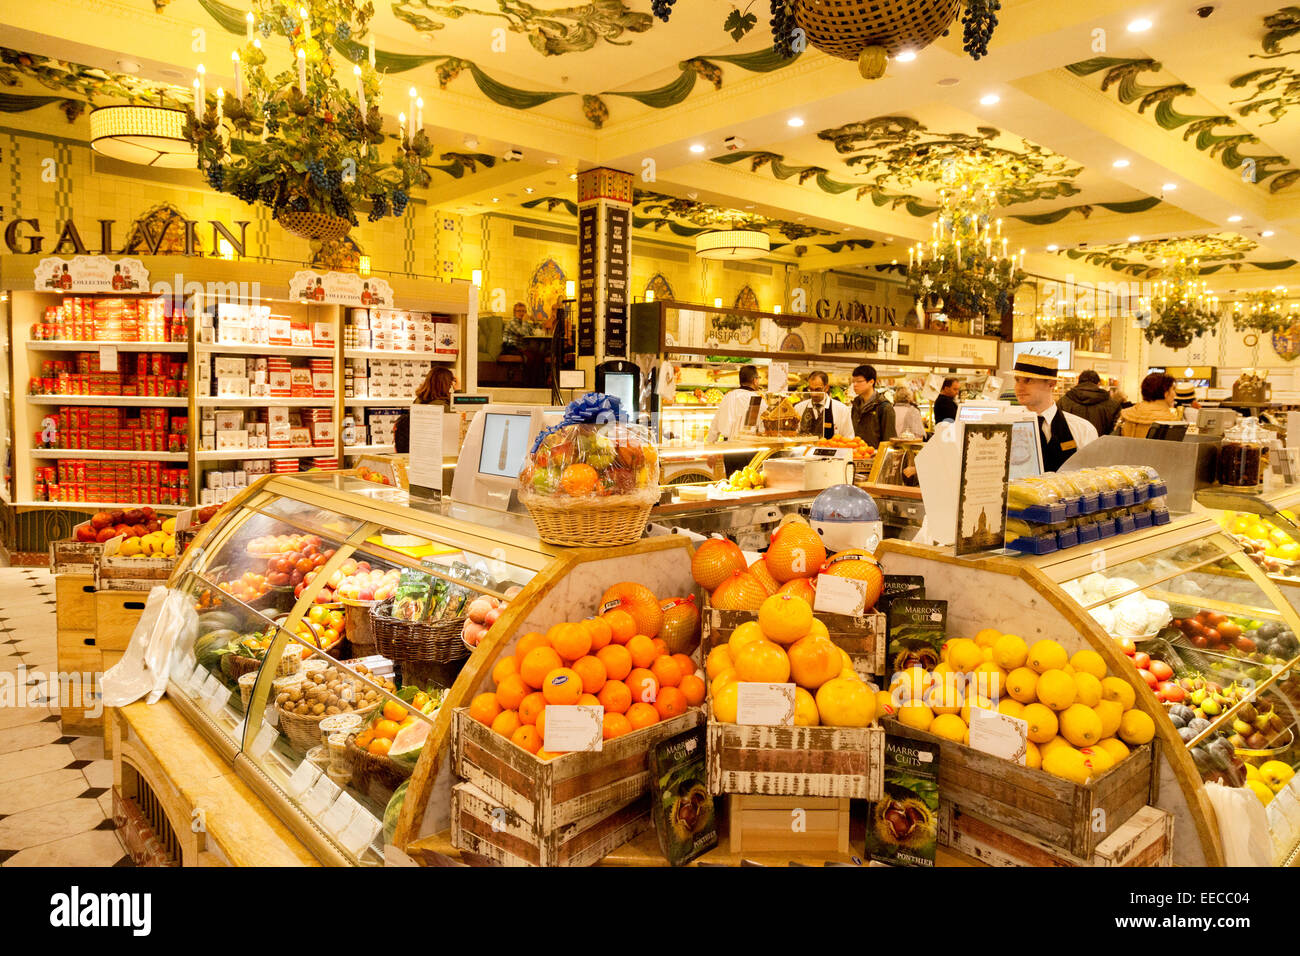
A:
[602,372,636,413]
[957,404,1000,423]
[477,412,533,478]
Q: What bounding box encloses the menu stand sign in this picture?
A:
[954,422,1012,556]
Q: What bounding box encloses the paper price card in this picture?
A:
[339,813,381,857]
[184,662,206,696]
[249,721,279,760]
[201,673,225,703]
[321,793,362,836]
[542,705,604,753]
[736,683,796,726]
[201,681,228,717]
[814,573,868,616]
[284,760,320,799]
[300,775,340,817]
[968,709,1029,765]
[98,345,118,373]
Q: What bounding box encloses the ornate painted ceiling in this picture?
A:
[8,0,1300,291]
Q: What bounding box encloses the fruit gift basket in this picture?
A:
[518,393,659,548]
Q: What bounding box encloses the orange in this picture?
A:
[679,674,706,706]
[651,637,670,658]
[691,538,748,590]
[820,549,884,608]
[519,646,564,690]
[354,728,375,750]
[705,645,734,680]
[787,635,841,691]
[711,668,737,697]
[515,631,551,659]
[578,693,601,707]
[536,750,564,761]
[495,673,529,711]
[626,635,658,669]
[367,737,393,756]
[518,692,546,726]
[511,724,542,754]
[765,522,827,583]
[651,655,683,688]
[582,617,612,652]
[374,718,401,740]
[671,653,697,679]
[490,709,521,738]
[626,702,659,730]
[534,710,546,740]
[733,640,791,684]
[603,609,637,645]
[468,693,501,725]
[598,679,632,714]
[600,582,663,637]
[542,667,583,705]
[758,593,814,645]
[776,577,817,605]
[560,462,599,496]
[596,644,633,681]
[571,655,608,695]
[626,668,660,705]
[382,700,409,722]
[747,557,780,596]
[603,712,633,740]
[491,655,518,686]
[549,622,592,662]
[655,686,688,720]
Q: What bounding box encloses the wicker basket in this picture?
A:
[278,703,377,753]
[523,496,653,548]
[274,207,352,241]
[344,736,411,802]
[220,653,262,681]
[794,0,961,59]
[371,598,469,663]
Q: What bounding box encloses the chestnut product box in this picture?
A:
[269,318,292,346]
[289,426,312,447]
[269,370,292,396]
[312,321,335,347]
[214,411,245,432]
[215,430,249,451]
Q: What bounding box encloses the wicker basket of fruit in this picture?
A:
[345,695,435,803]
[371,598,468,663]
[336,567,402,656]
[274,662,387,753]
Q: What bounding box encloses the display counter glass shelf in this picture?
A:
[1197,484,1300,602]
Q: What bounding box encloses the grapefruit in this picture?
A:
[747,557,780,596]
[820,549,884,609]
[815,677,875,727]
[787,635,842,690]
[711,571,768,611]
[691,538,747,590]
[733,640,791,684]
[757,593,814,645]
[600,582,663,637]
[776,577,817,605]
[658,596,701,655]
[766,522,827,583]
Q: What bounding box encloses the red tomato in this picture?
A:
[1157,681,1185,702]
[1149,660,1174,682]
[1138,668,1159,689]
[1133,652,1152,671]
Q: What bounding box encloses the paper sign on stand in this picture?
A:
[321,792,364,836]
[284,760,320,799]
[968,709,1029,765]
[736,683,796,726]
[98,345,118,372]
[339,814,382,857]
[814,574,868,616]
[407,404,443,492]
[542,705,604,752]
[249,721,279,760]
[300,775,340,816]
[769,362,789,394]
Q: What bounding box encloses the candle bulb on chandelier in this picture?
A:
[408,88,417,145]
[354,65,366,115]
[196,63,205,113]
[996,218,1002,238]
[368,33,376,68]
[416,97,423,136]
[300,6,311,42]
[909,247,914,269]
[232,51,242,100]
[192,79,200,118]
[297,48,307,92]
[245,12,254,42]
[398,112,406,147]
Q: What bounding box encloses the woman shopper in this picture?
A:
[1113,372,1183,438]
[394,365,456,453]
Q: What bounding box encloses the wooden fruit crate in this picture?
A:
[94,590,149,652]
[727,794,851,856]
[939,802,1173,867]
[56,573,97,626]
[94,537,175,592]
[703,606,887,679]
[451,706,700,853]
[707,719,884,799]
[451,782,654,867]
[884,719,1155,859]
[51,534,104,575]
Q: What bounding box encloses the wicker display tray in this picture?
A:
[524,496,653,548]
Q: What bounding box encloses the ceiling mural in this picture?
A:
[0,46,190,122]
[388,1,653,56]
[1066,56,1300,192]
[1051,234,1300,279]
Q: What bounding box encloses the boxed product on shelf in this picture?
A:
[435,321,459,355]
[40,460,188,505]
[216,303,272,345]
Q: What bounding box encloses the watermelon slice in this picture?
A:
[389,719,430,768]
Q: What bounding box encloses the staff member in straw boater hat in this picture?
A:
[1012,355,1099,471]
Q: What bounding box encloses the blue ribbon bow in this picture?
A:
[530,392,625,453]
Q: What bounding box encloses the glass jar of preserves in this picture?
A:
[1218,418,1266,490]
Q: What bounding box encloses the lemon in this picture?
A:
[1079,745,1115,775]
[807,619,830,641]
[1040,735,1073,758]
[728,621,766,657]
[706,645,734,680]
[1036,669,1077,711]
[974,627,1002,648]
[1119,709,1155,745]
[929,681,964,716]
[1069,649,1108,681]
[1006,666,1039,704]
[1096,737,1130,763]
[932,661,952,677]
[1022,702,1058,743]
[1260,760,1296,792]
[1042,747,1093,784]
[972,662,1006,700]
[997,698,1026,719]
[712,682,739,722]
[1073,672,1103,708]
[1247,779,1275,805]
[1024,740,1042,769]
[1060,703,1103,747]
[960,695,995,725]
[993,634,1029,671]
[1100,676,1136,711]
[931,713,968,743]
[815,678,876,727]
[711,668,737,696]
[891,666,932,702]
[947,638,984,674]
[794,687,820,726]
[895,701,934,732]
[1245,762,1262,782]
[1094,700,1124,739]
[1028,639,1068,674]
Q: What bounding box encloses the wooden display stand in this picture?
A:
[727,795,851,856]
[55,573,144,742]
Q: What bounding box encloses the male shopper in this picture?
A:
[1012,355,1098,471]
[1058,369,1122,436]
[933,377,960,424]
[850,364,897,447]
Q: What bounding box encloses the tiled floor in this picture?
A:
[0,568,131,866]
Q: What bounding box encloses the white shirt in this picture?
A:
[706,387,761,442]
[794,396,853,438]
[1037,402,1099,449]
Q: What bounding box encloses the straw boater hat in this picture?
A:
[1012,354,1060,381]
[1174,383,1197,403]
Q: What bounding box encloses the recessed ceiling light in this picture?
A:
[546,158,559,165]
[1128,235,1141,242]
[1228,214,1243,222]
[689,144,706,153]
[894,50,917,62]
[1263,230,1276,237]
[787,117,804,128]
[491,197,500,203]
[1113,158,1130,168]
[117,59,140,72]
[524,186,535,193]
[1162,182,1177,191]
[979,93,1000,106]
[1047,244,1059,251]
[1128,18,1153,32]
[569,173,577,180]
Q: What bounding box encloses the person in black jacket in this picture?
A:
[933,377,960,424]
[849,364,896,447]
[1058,369,1122,437]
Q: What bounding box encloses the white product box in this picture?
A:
[216,430,249,450]
[269,318,292,346]
[217,377,250,397]
[290,427,312,447]
[200,488,215,505]
[214,411,245,432]
[200,420,216,437]
[435,322,460,355]
[269,371,291,395]
[214,357,246,379]
[234,470,248,487]
[312,371,335,395]
[313,321,335,346]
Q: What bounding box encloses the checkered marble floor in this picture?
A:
[0,567,131,866]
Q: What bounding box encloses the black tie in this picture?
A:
[1038,415,1049,466]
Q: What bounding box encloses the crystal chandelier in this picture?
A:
[1232,286,1295,334]
[1137,257,1222,348]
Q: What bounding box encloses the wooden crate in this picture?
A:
[727,794,851,855]
[707,719,884,799]
[50,535,104,575]
[452,707,700,832]
[704,606,887,678]
[939,802,1173,867]
[94,590,149,652]
[94,537,174,592]
[885,720,1154,859]
[55,573,97,627]
[55,639,102,736]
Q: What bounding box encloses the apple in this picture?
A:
[1234,636,1257,653]
[1150,660,1174,682]
[1157,681,1185,703]
[1117,638,1137,657]
[1134,652,1152,670]
[1202,628,1221,645]
[1139,668,1159,689]
[485,606,502,626]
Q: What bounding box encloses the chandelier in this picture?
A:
[90,104,195,168]
[695,228,770,260]
[1137,257,1222,349]
[1232,286,1295,334]
[905,172,1026,324]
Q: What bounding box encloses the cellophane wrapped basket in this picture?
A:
[519,393,659,547]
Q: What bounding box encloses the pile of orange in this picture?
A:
[355,700,418,756]
[468,590,706,760]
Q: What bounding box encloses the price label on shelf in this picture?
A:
[284,760,320,799]
[184,662,206,696]
[300,775,340,816]
[98,344,118,372]
[338,812,381,858]
[201,681,228,717]
[249,721,279,761]
[201,673,225,703]
[321,792,362,836]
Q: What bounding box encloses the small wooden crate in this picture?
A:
[94,537,175,592]
[704,606,887,678]
[452,706,700,851]
[939,802,1173,867]
[885,720,1154,859]
[56,573,97,627]
[728,794,851,856]
[54,639,102,736]
[50,534,104,575]
[451,782,655,867]
[94,590,149,652]
[707,719,884,799]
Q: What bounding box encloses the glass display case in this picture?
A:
[166,471,553,864]
[1198,485,1300,607]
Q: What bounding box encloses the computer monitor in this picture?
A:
[1147,422,1189,442]
[594,360,640,416]
[957,401,1010,423]
[477,412,533,478]
[450,404,563,511]
[1197,407,1238,436]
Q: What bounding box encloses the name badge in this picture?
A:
[1060,440,1077,451]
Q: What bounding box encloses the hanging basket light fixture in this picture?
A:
[90,105,196,168]
[695,228,770,260]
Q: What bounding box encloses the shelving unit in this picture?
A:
[197,342,333,357]
[26,395,188,407]
[197,396,336,408]
[343,397,411,407]
[344,348,452,362]
[195,447,332,462]
[30,449,187,461]
[342,444,396,455]
[27,340,186,352]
